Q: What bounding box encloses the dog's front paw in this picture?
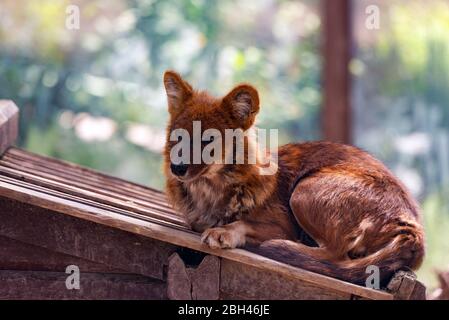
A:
[201,227,245,249]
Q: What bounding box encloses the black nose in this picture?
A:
[170,163,188,177]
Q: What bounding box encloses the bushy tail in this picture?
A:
[249,233,425,286]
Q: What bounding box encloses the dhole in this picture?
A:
[163,70,425,286]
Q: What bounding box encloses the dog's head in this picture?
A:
[163,70,260,182]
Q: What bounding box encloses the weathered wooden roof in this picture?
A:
[0,100,426,300]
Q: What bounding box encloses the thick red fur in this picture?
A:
[162,70,425,286]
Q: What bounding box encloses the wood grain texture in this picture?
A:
[410,281,427,300]
[0,270,166,300]
[0,198,177,280]
[0,100,19,155]
[220,259,351,300]
[0,148,188,229]
[167,253,220,300]
[0,178,391,299]
[0,235,125,273]
[5,148,169,203]
[0,148,394,300]
[189,255,220,300]
[387,270,427,300]
[167,253,192,300]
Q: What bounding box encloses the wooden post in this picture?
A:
[321,0,352,144]
[387,270,427,300]
[0,100,19,155]
[167,253,220,300]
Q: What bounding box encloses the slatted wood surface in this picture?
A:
[0,147,393,300]
[0,148,189,231]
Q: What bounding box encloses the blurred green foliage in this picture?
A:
[0,0,321,188]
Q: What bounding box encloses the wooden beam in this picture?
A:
[0,100,19,155]
[0,197,178,280]
[0,270,166,300]
[387,270,427,300]
[0,147,188,230]
[0,235,125,273]
[167,253,220,300]
[220,259,351,300]
[321,0,352,144]
[0,172,392,300]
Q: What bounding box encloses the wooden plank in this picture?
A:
[0,100,19,155]
[220,259,351,300]
[2,152,172,208]
[167,253,220,300]
[0,270,166,300]
[167,253,192,300]
[0,174,189,233]
[7,147,168,202]
[4,148,170,205]
[0,235,125,273]
[0,164,187,227]
[189,255,220,300]
[0,197,178,280]
[387,270,426,300]
[410,281,427,300]
[0,178,392,300]
[321,0,352,143]
[1,147,183,224]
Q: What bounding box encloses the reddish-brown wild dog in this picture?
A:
[163,70,425,285]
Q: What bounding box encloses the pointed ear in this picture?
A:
[163,70,193,114]
[223,84,260,130]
